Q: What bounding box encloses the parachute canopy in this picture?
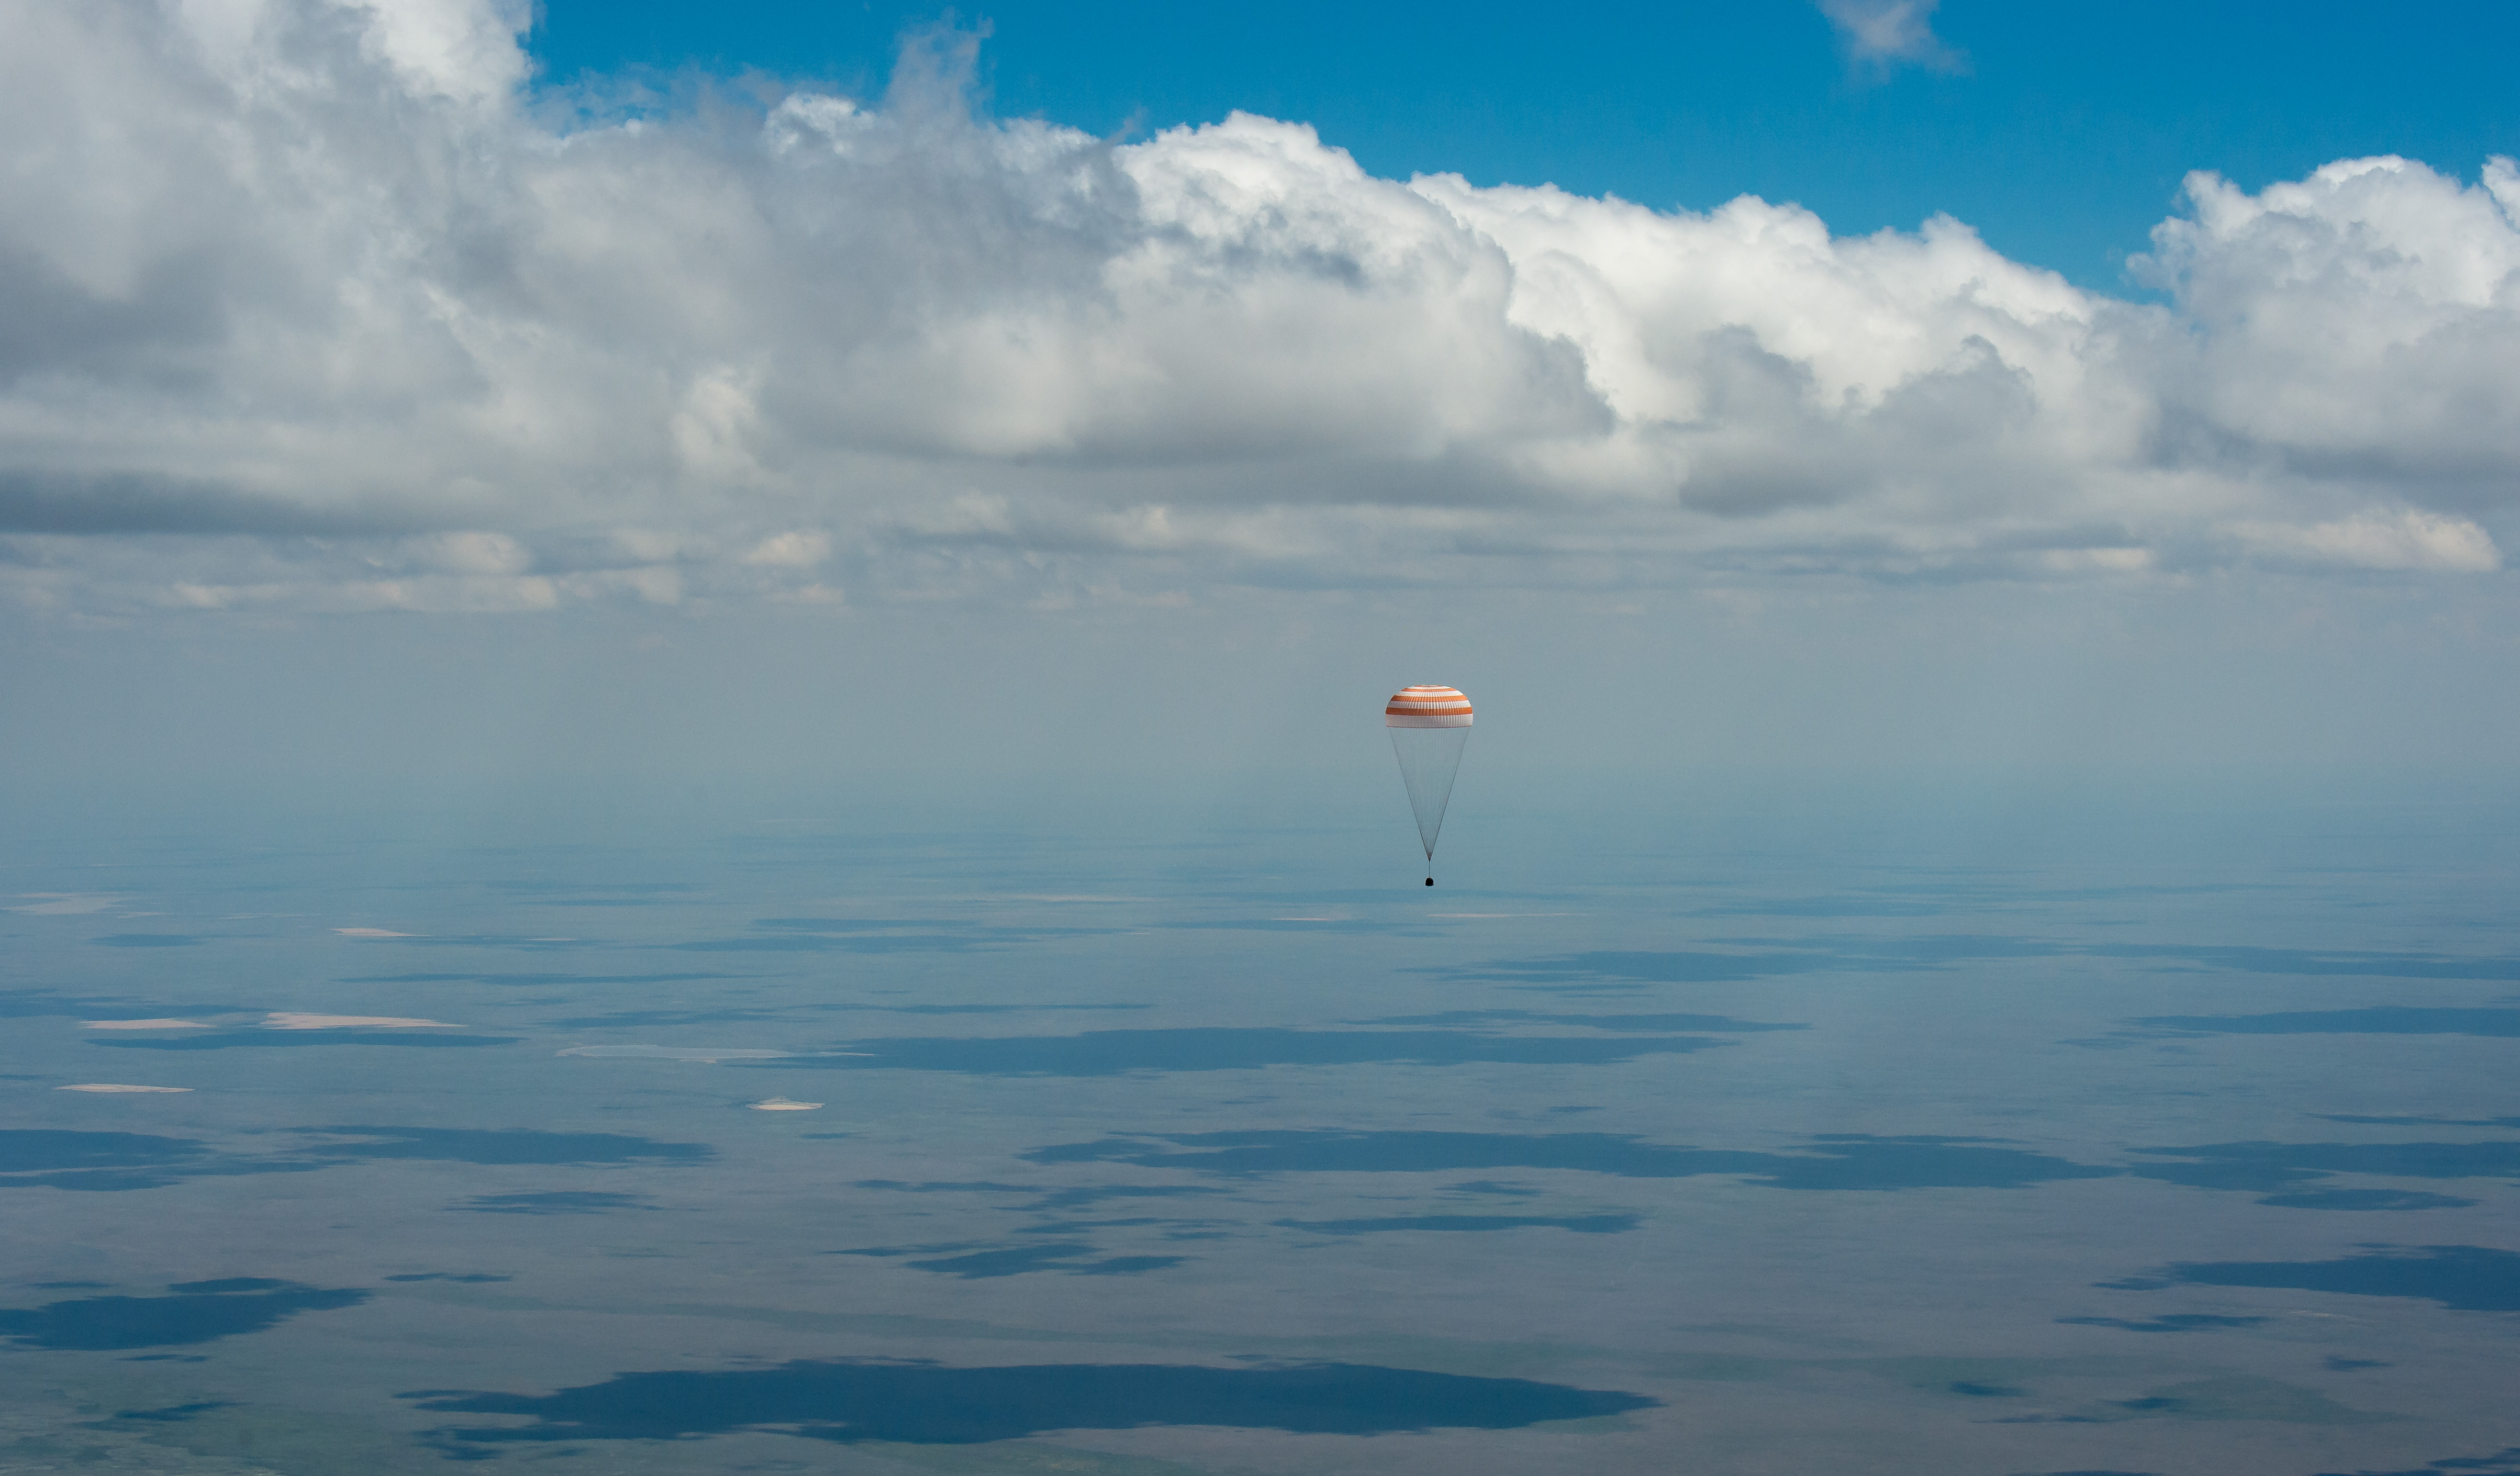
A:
[1385,686,1472,877]
[1384,686,1473,729]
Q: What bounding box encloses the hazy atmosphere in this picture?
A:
[6,2,2520,1473]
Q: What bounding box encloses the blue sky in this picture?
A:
[532,1,2520,286]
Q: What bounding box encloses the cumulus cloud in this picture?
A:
[0,0,2514,616]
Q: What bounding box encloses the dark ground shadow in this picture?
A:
[1430,941,2520,992]
[1275,1214,1638,1234]
[833,1240,1185,1279]
[453,1191,660,1215]
[2054,1314,2267,1333]
[2,1129,204,1176]
[2127,1140,2519,1207]
[2108,1245,2520,1312]
[0,1129,325,1192]
[1351,1009,1804,1033]
[407,1358,1656,1446]
[0,1279,367,1349]
[2130,1008,2520,1037]
[2307,1448,2520,1476]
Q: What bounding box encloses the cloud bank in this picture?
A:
[4,0,2518,615]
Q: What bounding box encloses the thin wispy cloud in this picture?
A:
[1,1,2515,618]
[1816,0,1968,75]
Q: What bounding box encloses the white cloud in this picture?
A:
[406,531,530,575]
[1815,0,1965,74]
[0,1,2515,617]
[2134,156,2520,494]
[9,892,125,913]
[2232,509,2501,573]
[60,1082,194,1092]
[741,530,832,567]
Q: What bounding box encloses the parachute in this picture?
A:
[1385,685,1471,886]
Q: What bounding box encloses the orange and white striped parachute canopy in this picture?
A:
[1385,685,1473,728]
